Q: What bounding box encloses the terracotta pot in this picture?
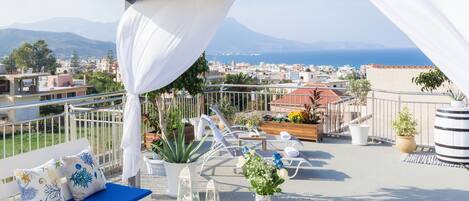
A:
[396,135,416,153]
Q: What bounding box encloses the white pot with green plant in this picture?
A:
[347,79,371,145]
[392,107,418,153]
[413,68,467,108]
[238,148,287,201]
[448,89,466,107]
[153,123,208,197]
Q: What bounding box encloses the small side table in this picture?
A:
[238,132,267,151]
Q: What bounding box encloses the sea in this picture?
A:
[206,48,434,68]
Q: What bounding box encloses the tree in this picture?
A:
[224,72,257,92]
[70,50,80,67]
[1,56,16,73]
[347,79,371,105]
[412,68,449,92]
[85,71,123,94]
[10,40,58,73]
[146,53,209,137]
[106,50,115,66]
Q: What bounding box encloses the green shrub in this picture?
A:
[392,107,418,137]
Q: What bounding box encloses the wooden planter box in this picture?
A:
[144,125,195,150]
[259,122,323,142]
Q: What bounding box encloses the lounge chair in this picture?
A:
[209,106,303,148]
[199,117,314,178]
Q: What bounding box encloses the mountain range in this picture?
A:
[0,29,115,58]
[0,17,385,58]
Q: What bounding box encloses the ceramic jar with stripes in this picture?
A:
[434,106,469,164]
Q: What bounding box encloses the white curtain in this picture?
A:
[116,0,234,180]
[370,0,469,96]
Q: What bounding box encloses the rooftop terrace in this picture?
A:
[0,84,468,200]
[137,137,469,200]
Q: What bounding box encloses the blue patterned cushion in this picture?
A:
[62,149,106,201]
[14,159,67,201]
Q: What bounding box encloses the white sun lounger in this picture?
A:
[199,117,314,178]
[209,106,303,149]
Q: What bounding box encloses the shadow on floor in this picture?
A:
[322,136,392,147]
[149,186,469,201]
[291,169,350,181]
[310,186,469,201]
[301,150,334,160]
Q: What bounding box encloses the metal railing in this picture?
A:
[0,84,452,166]
[0,91,126,172]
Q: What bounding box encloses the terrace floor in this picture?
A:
[136,137,469,201]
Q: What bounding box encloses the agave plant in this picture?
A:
[152,123,208,163]
[448,89,466,101]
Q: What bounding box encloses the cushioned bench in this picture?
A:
[77,183,151,201]
[0,139,152,201]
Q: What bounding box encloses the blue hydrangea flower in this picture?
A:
[18,185,37,201]
[70,168,93,188]
[273,152,282,160]
[242,146,249,155]
[274,159,284,169]
[79,152,95,167]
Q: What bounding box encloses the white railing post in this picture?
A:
[371,91,375,142]
[64,103,70,142]
[264,87,268,111]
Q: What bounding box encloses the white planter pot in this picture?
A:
[434,106,469,164]
[450,101,466,108]
[349,124,369,145]
[143,155,166,176]
[163,161,198,197]
[255,194,271,201]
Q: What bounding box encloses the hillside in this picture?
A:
[1,17,385,55]
[0,29,115,58]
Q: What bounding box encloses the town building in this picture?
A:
[0,72,90,122]
[270,84,344,113]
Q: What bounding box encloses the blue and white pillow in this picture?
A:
[62,149,106,201]
[14,159,67,201]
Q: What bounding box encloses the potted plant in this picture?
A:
[143,137,166,176]
[233,113,263,130]
[146,53,208,142]
[238,148,287,201]
[347,79,371,145]
[153,122,208,197]
[448,89,466,107]
[167,107,195,142]
[413,67,466,107]
[214,97,237,130]
[259,91,323,142]
[392,107,418,153]
[143,109,161,149]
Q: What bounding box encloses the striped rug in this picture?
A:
[402,151,469,169]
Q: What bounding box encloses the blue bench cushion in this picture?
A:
[68,183,152,201]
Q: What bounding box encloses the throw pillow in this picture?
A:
[61,149,106,201]
[14,159,66,201]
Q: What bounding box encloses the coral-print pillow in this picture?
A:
[14,159,66,201]
[61,149,106,201]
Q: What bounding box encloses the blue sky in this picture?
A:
[0,0,415,48]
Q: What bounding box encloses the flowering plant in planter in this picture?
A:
[237,147,288,198]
